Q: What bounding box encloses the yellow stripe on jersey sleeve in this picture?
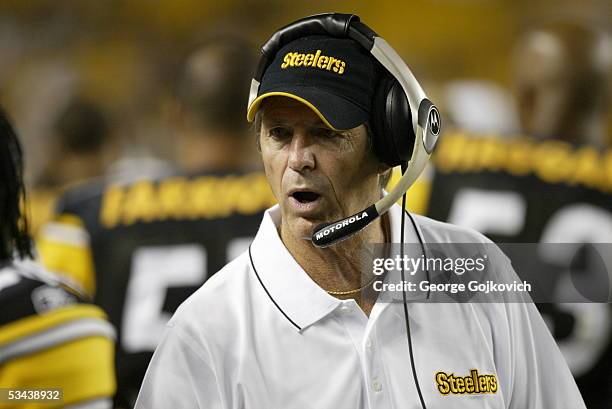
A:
[0,331,115,409]
[0,304,108,347]
[36,214,96,298]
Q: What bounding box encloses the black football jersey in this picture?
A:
[425,131,612,408]
[37,170,276,408]
[0,261,82,327]
[0,261,116,406]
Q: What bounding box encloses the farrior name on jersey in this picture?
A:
[99,173,276,228]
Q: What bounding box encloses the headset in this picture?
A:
[248,13,439,409]
[247,13,441,248]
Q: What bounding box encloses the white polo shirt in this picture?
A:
[135,204,585,409]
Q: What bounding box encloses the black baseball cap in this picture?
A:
[247,35,380,130]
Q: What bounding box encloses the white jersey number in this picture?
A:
[122,244,207,353]
[121,237,253,353]
[448,188,612,376]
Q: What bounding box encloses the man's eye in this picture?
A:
[268,127,292,140]
[313,128,341,139]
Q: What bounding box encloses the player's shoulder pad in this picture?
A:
[0,261,86,327]
[0,261,115,364]
[54,177,109,215]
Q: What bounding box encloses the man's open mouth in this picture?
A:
[291,190,321,204]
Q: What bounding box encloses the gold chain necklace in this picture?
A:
[324,213,390,297]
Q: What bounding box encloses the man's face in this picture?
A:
[259,97,381,241]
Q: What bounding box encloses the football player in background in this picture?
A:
[424,20,612,408]
[28,95,172,237]
[514,21,610,147]
[0,107,116,409]
[37,97,118,189]
[28,96,118,235]
[37,36,276,408]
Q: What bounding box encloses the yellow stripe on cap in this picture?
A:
[246,91,341,131]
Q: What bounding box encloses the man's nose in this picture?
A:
[287,132,315,172]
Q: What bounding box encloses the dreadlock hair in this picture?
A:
[0,107,33,261]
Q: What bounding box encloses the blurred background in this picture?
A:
[0,0,610,408]
[1,0,610,194]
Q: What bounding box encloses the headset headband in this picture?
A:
[248,13,441,247]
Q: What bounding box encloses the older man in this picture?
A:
[136,14,585,409]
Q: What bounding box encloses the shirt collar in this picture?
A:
[248,202,425,332]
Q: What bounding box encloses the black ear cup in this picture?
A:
[371,75,415,167]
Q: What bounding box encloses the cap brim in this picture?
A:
[247,86,369,131]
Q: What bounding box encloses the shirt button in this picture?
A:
[366,338,372,349]
[372,379,382,392]
[340,305,351,313]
